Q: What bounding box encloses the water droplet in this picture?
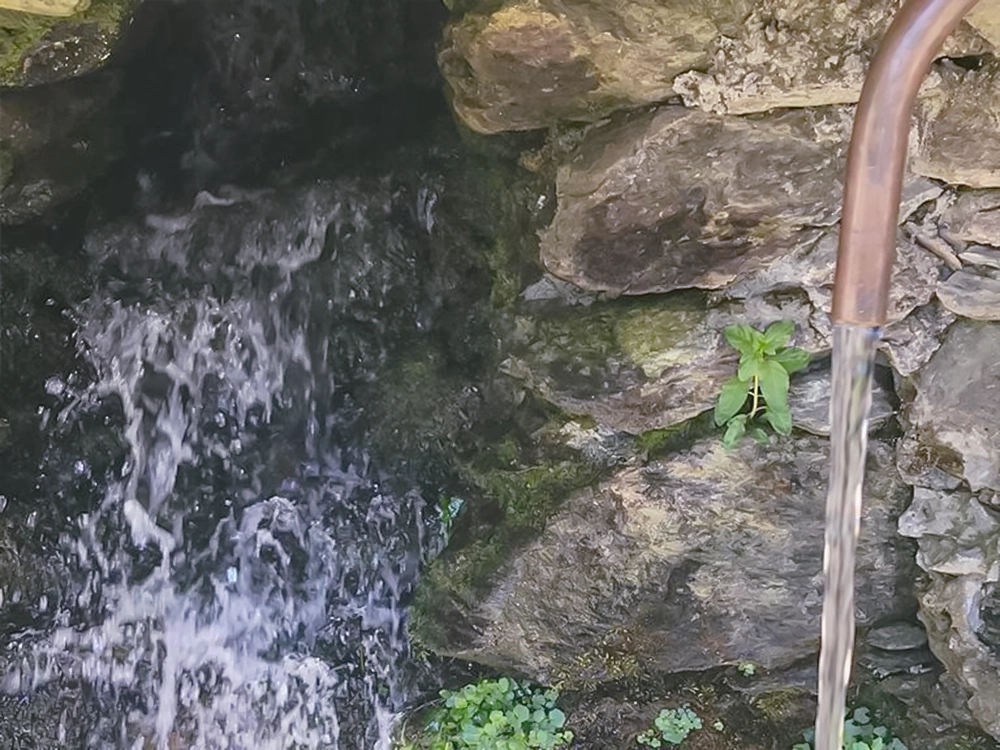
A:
[44,377,66,396]
[227,567,238,584]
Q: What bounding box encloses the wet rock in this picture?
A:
[903,320,1000,492]
[0,0,132,87]
[914,62,1000,189]
[540,106,847,296]
[866,622,929,652]
[940,189,1000,247]
[417,436,913,684]
[936,270,1000,321]
[673,2,990,116]
[787,365,894,437]
[0,70,125,223]
[502,293,823,435]
[437,0,746,134]
[911,570,1000,741]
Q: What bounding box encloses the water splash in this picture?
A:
[815,324,880,750]
[3,173,449,748]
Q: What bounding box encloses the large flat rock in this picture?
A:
[539,106,847,296]
[437,0,748,134]
[416,436,913,685]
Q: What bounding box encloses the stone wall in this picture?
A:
[420,0,1000,742]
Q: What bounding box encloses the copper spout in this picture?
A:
[832,0,982,327]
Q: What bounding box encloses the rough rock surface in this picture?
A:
[787,365,894,437]
[540,106,848,296]
[913,62,1000,189]
[419,436,913,684]
[437,0,748,134]
[438,0,994,132]
[903,320,1000,492]
[0,0,132,87]
[936,270,1000,321]
[502,294,824,435]
[940,189,1000,247]
[898,488,1000,741]
[673,2,992,116]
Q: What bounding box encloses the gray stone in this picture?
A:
[540,106,846,296]
[880,302,956,378]
[896,482,1000,742]
[866,622,929,652]
[914,63,1000,189]
[914,572,1000,742]
[937,270,1000,321]
[502,294,824,435]
[419,436,913,684]
[941,190,1000,247]
[904,320,1000,492]
[960,246,1000,270]
[722,229,945,330]
[788,365,893,437]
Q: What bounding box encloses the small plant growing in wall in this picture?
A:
[714,320,810,449]
[401,677,573,749]
[636,705,702,747]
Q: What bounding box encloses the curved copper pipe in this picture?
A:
[832,0,982,327]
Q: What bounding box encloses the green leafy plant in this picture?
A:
[414,677,573,750]
[737,662,757,677]
[714,320,810,449]
[792,707,908,750]
[636,705,702,747]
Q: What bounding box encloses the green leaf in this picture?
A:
[761,319,794,351]
[757,359,790,413]
[765,404,792,436]
[723,324,760,355]
[548,708,566,728]
[749,427,769,446]
[714,377,751,425]
[723,415,747,449]
[773,346,811,374]
[513,704,530,723]
[737,355,765,382]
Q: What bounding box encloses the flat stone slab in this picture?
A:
[418,436,913,684]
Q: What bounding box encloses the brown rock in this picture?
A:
[539,106,847,296]
[437,0,747,134]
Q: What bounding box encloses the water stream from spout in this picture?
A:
[814,324,880,750]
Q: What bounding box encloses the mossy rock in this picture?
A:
[0,0,132,86]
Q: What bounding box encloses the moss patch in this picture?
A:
[0,0,130,86]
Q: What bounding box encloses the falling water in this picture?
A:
[0,171,461,748]
[814,324,880,750]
